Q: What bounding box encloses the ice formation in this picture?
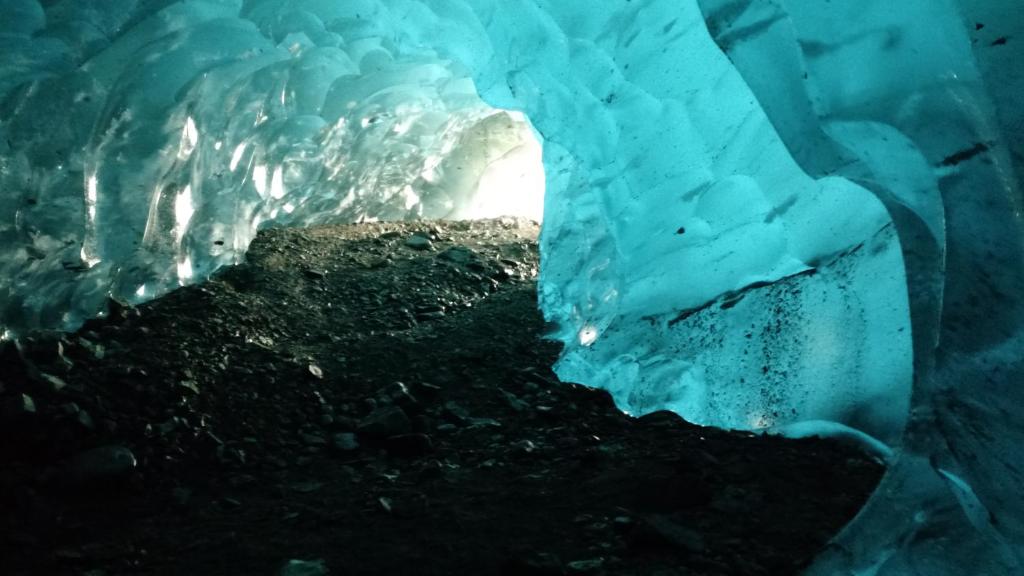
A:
[0,0,544,332]
[1,0,1021,574]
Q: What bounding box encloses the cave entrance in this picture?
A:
[417,108,546,223]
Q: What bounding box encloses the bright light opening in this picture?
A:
[463,112,545,222]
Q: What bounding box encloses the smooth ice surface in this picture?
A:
[1,1,1022,574]
[697,2,1024,573]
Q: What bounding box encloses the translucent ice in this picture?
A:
[0,0,543,331]
[1,0,1022,573]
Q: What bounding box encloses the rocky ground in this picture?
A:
[0,218,882,576]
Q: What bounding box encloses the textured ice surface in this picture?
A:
[0,0,544,332]
[1,0,1022,573]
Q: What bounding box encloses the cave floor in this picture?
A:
[1,218,881,576]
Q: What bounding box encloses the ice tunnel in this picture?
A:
[1,0,1022,574]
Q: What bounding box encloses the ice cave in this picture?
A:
[1,0,1022,574]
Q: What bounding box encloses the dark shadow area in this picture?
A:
[1,219,881,575]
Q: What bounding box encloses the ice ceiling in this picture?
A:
[1,0,1022,573]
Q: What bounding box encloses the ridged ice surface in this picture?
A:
[1,1,1022,574]
[0,0,544,331]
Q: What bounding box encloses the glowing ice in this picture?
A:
[0,0,544,332]
[0,0,1021,573]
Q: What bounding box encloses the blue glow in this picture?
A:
[1,1,1021,573]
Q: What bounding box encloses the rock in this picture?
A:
[331,432,360,453]
[467,417,502,429]
[404,235,433,251]
[221,445,247,466]
[357,406,411,439]
[381,382,419,413]
[178,380,200,395]
[35,372,67,393]
[157,418,178,436]
[414,304,446,321]
[502,552,563,575]
[441,401,470,425]
[384,433,434,458]
[411,382,443,399]
[356,256,388,269]
[75,409,96,431]
[417,459,445,480]
[566,558,605,574]
[511,439,537,456]
[281,559,329,576]
[229,474,257,488]
[54,548,86,561]
[329,415,357,431]
[629,515,705,554]
[411,414,432,433]
[197,431,225,456]
[64,445,136,486]
[437,246,477,264]
[303,269,327,280]
[502,390,529,412]
[307,364,324,379]
[300,433,327,447]
[2,393,36,420]
[636,410,685,428]
[612,516,634,533]
[290,481,323,494]
[173,487,193,506]
[0,338,25,363]
[77,337,105,360]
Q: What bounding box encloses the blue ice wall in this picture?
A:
[697,1,1024,573]
[1,1,1022,573]
[0,0,543,332]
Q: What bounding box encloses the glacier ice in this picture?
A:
[1,0,1022,573]
[0,0,544,331]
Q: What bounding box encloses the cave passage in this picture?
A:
[1,0,1023,574]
